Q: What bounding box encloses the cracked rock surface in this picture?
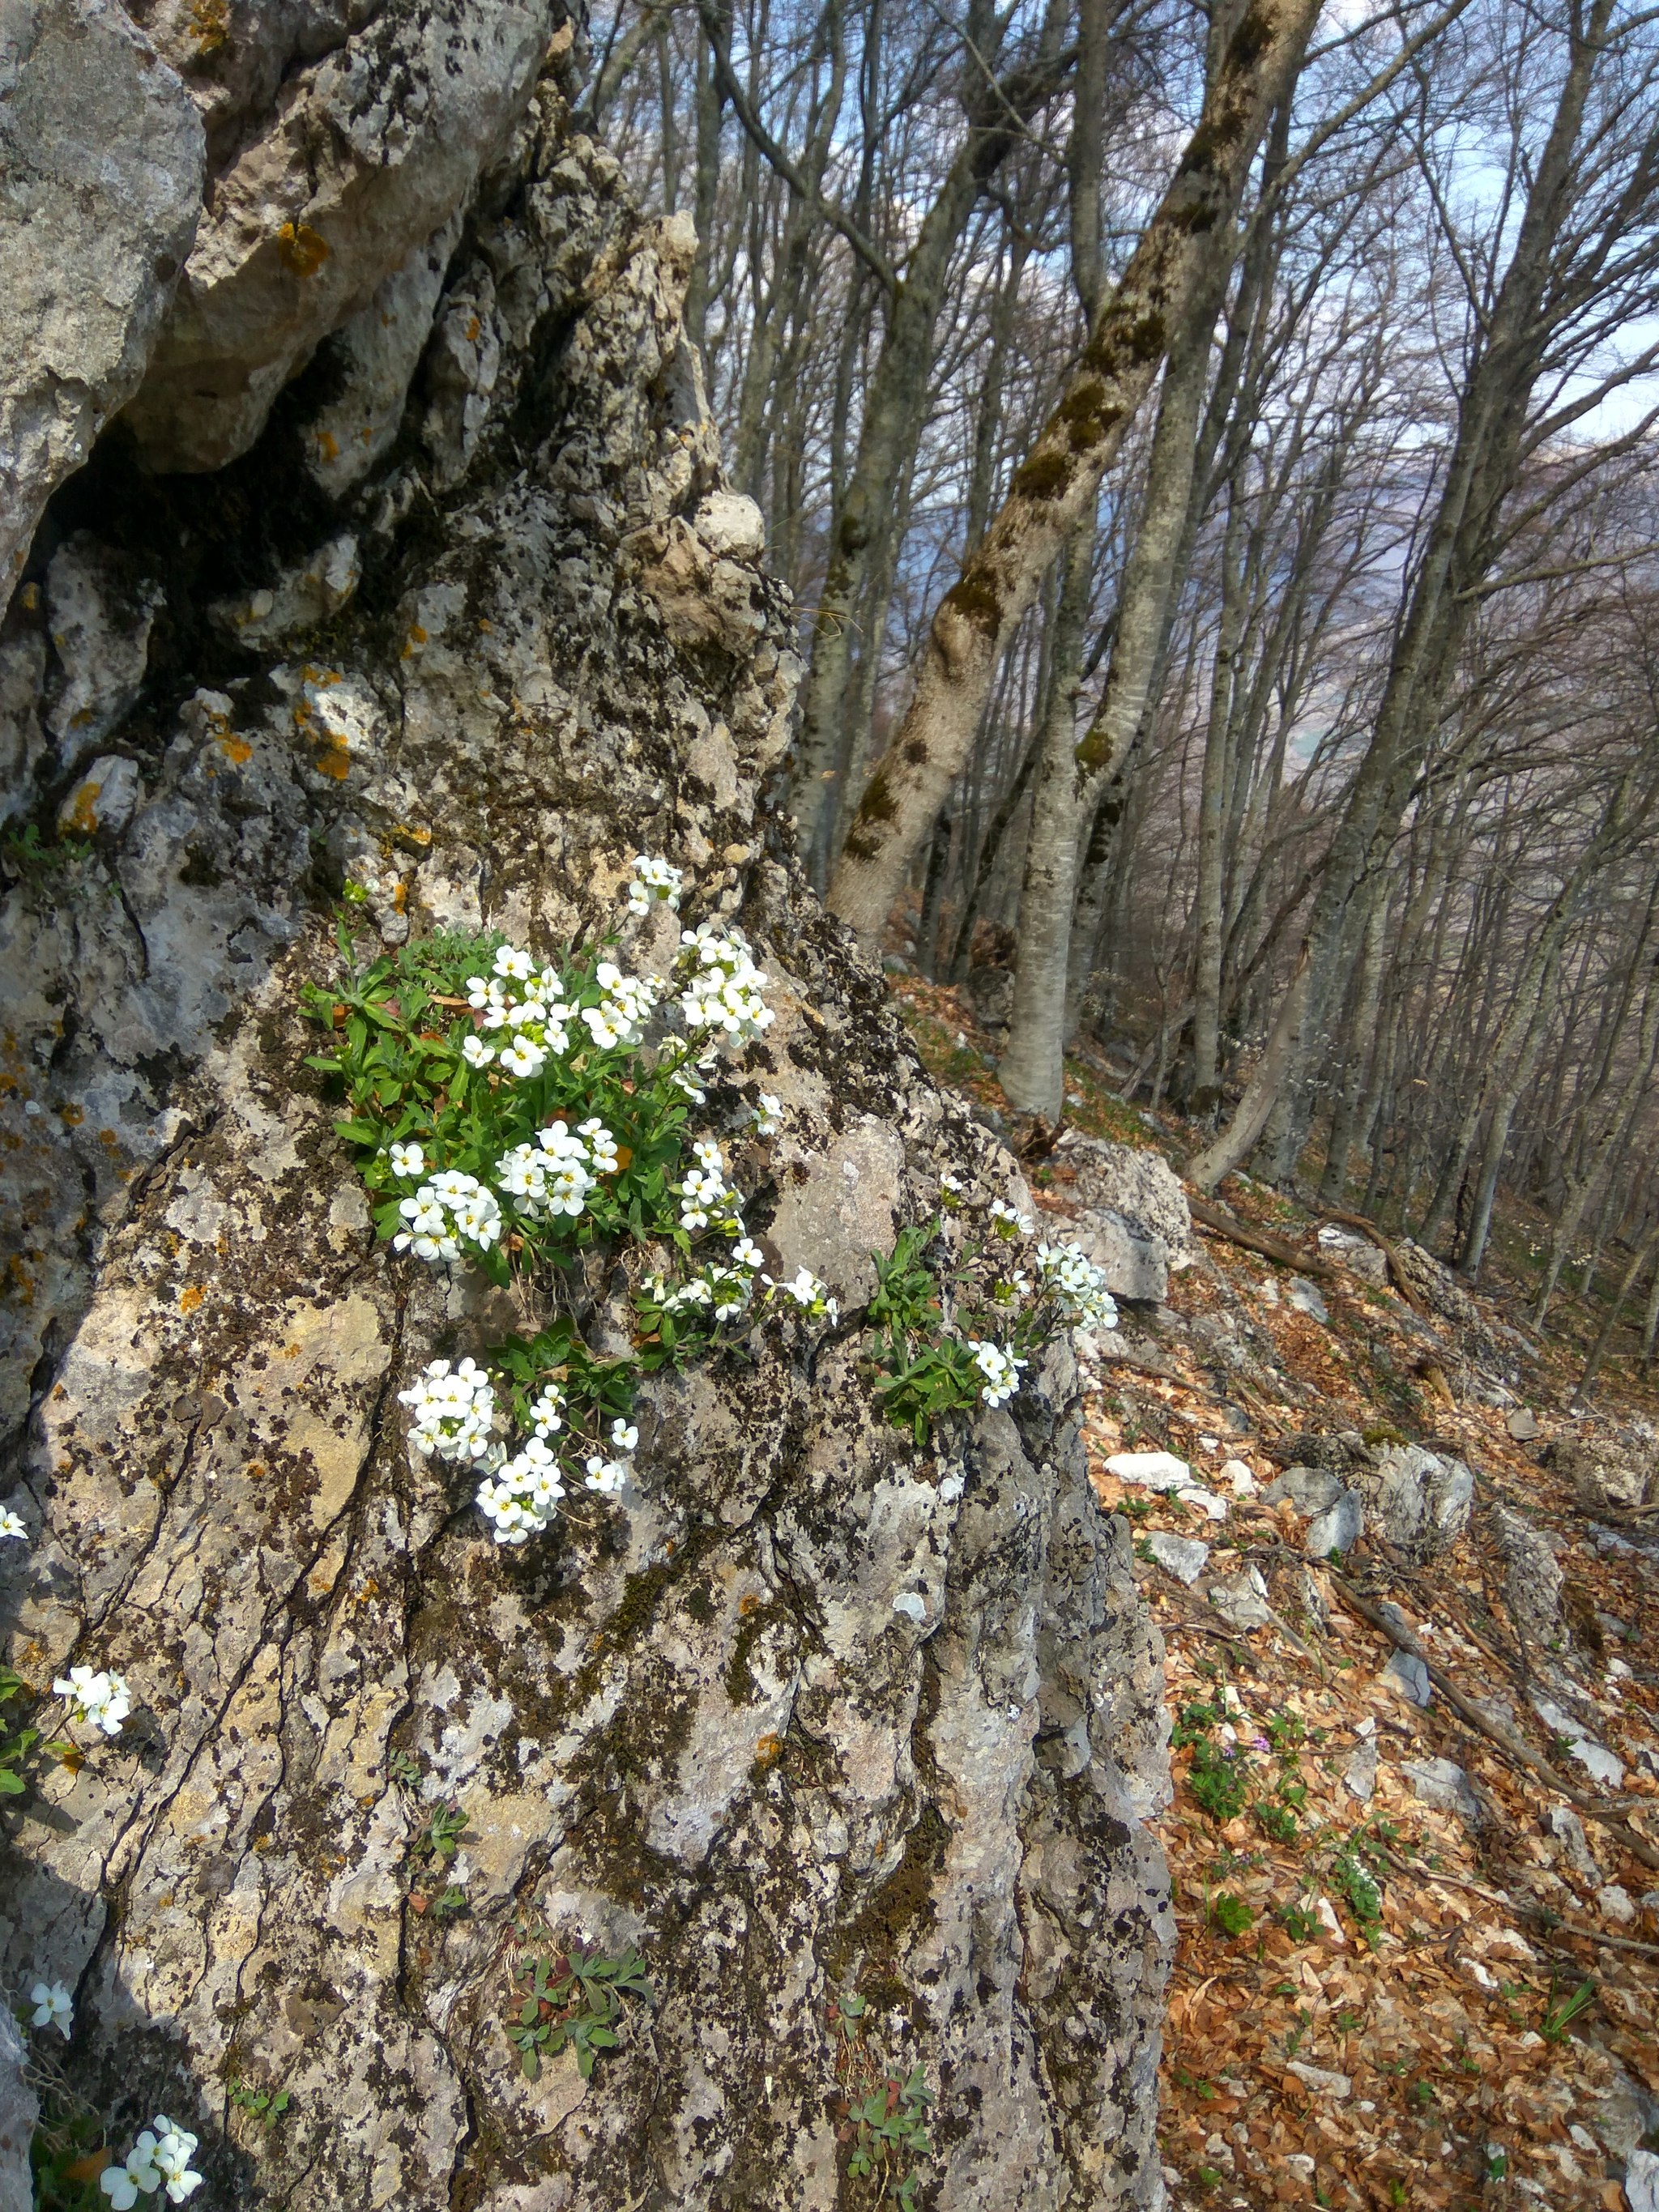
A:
[0,42,1171,2212]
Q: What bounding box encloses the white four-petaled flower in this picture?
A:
[53,1666,130,1736]
[30,1980,72,2035]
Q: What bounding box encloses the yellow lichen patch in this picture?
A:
[216,732,253,765]
[179,1284,204,1315]
[62,780,102,833]
[59,1102,83,1127]
[278,221,330,277]
[316,747,352,780]
[189,0,228,49]
[313,429,340,462]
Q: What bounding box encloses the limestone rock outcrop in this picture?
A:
[0,0,204,607]
[0,37,1171,2212]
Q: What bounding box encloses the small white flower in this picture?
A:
[731,1237,764,1270]
[988,1198,1031,1238]
[101,2133,162,2209]
[151,2121,201,2206]
[752,1092,783,1136]
[31,1980,72,2036]
[611,1420,638,1454]
[940,1171,964,1196]
[389,1140,425,1178]
[628,853,684,914]
[0,1507,26,1542]
[584,1455,629,1495]
[461,1034,495,1068]
[493,944,535,982]
[54,1666,131,1736]
[498,1035,546,1080]
[966,1339,1026,1409]
[692,1136,723,1172]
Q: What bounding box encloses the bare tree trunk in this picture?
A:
[997,518,1096,1110]
[1187,0,1614,1193]
[827,0,1324,943]
[791,14,1077,881]
[1316,877,1391,1204]
[1459,934,1565,1278]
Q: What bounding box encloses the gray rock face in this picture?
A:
[1362,1443,1474,1562]
[1551,1436,1653,1511]
[0,2004,35,2212]
[1055,1133,1195,1304]
[1341,1737,1378,1802]
[1401,1756,1482,1826]
[0,70,1171,2212]
[0,0,203,610]
[122,2,557,472]
[1206,1566,1274,1632]
[1490,1502,1564,1648]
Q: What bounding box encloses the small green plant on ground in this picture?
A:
[1209,1892,1254,1939]
[830,1986,935,2209]
[1188,1740,1249,1825]
[1329,1841,1384,1944]
[228,2077,291,2129]
[1282,1904,1320,1943]
[1,1667,70,1800]
[1541,1975,1596,2044]
[505,1941,653,2078]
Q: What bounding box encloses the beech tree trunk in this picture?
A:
[826,0,1326,945]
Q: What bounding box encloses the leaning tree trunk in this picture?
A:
[0,12,1170,2212]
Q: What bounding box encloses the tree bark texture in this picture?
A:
[0,27,1170,2212]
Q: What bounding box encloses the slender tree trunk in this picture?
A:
[792,20,1077,881]
[1459,935,1565,1278]
[1316,878,1391,1204]
[1187,0,1614,1194]
[1577,1216,1659,1404]
[999,269,1224,1114]
[998,519,1096,1112]
[827,0,1324,943]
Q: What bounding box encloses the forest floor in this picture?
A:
[890,970,1659,2212]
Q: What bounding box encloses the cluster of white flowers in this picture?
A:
[54,1666,130,1737]
[583,1418,638,1496]
[628,852,684,914]
[753,1093,783,1136]
[477,1440,566,1544]
[31,1979,71,2035]
[464,945,576,1075]
[676,923,774,1041]
[394,1169,501,1261]
[100,2117,202,2207]
[988,1199,1034,1238]
[0,1507,25,1541]
[497,1117,616,1222]
[766,1268,839,1323]
[528,1380,565,1438]
[967,1340,1026,1408]
[398,1357,498,1463]
[1034,1240,1120,1330]
[583,961,662,1052]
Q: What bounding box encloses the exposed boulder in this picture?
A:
[1053,1132,1195,1304]
[0,58,1172,2212]
[1360,1443,1474,1562]
[120,2,557,474]
[0,0,204,610]
[1489,1501,1564,1649]
[1548,1435,1654,1513]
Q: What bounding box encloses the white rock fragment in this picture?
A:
[1146,1532,1209,1585]
[1219,1457,1257,1495]
[1342,1737,1379,1803]
[891,1592,927,1623]
[1286,2061,1352,2099]
[1401,1756,1482,1826]
[1104,1450,1192,1492]
[1382,1651,1432,1707]
[1176,1486,1229,1522]
[1597,1883,1637,1924]
[1288,1276,1328,1323]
